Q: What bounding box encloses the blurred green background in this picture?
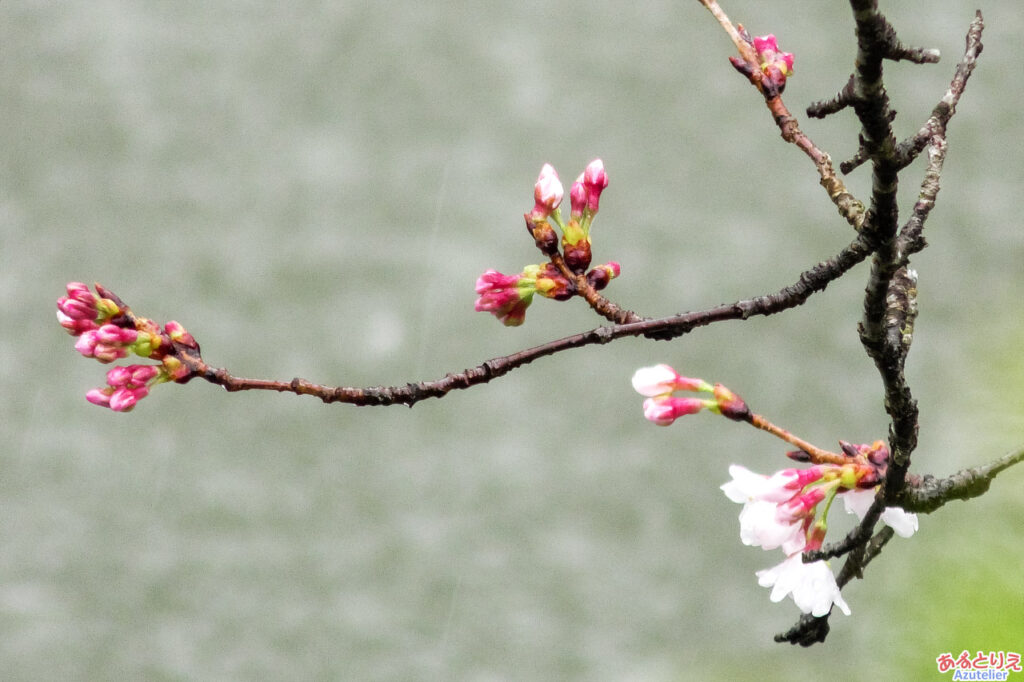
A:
[2,1,1022,679]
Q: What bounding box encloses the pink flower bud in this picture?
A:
[85,388,113,407]
[581,158,608,213]
[106,365,134,387]
[631,364,711,397]
[92,343,128,363]
[585,262,620,291]
[57,310,99,335]
[641,396,707,426]
[109,386,148,412]
[130,365,161,384]
[752,34,794,93]
[95,324,138,345]
[474,269,536,326]
[532,163,563,216]
[65,282,96,305]
[74,330,100,357]
[776,487,826,523]
[164,320,198,348]
[569,175,587,219]
[57,297,96,321]
[475,269,521,294]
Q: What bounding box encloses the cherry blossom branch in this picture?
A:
[698,0,865,231]
[171,232,876,406]
[53,0,1005,650]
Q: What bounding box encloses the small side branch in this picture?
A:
[898,447,1024,514]
[895,11,984,169]
[698,0,865,231]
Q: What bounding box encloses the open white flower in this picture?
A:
[756,554,851,617]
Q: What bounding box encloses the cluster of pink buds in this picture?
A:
[631,364,750,425]
[753,34,794,91]
[57,282,197,411]
[729,32,794,96]
[474,264,572,327]
[722,449,917,617]
[476,160,619,326]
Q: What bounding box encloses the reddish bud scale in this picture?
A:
[562,239,592,274]
[713,383,750,422]
[525,214,559,256]
[586,262,621,291]
[535,263,573,301]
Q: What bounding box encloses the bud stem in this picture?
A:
[748,413,847,465]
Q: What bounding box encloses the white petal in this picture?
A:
[844,489,919,538]
[630,364,678,397]
[738,501,804,551]
[721,465,798,504]
[881,507,919,538]
[842,488,876,519]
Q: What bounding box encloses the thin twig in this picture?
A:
[178,233,874,406]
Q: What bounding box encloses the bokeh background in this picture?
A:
[3,1,1022,679]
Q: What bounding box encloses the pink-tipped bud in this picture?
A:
[108,385,149,412]
[474,268,536,326]
[641,396,707,426]
[786,465,829,490]
[95,324,138,345]
[804,522,827,553]
[632,364,712,397]
[57,310,99,335]
[532,163,563,216]
[65,282,95,303]
[57,283,100,330]
[752,34,794,94]
[581,158,608,213]
[57,297,96,321]
[106,364,160,388]
[569,175,587,219]
[585,262,620,291]
[164,320,197,348]
[85,388,113,407]
[776,487,826,523]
